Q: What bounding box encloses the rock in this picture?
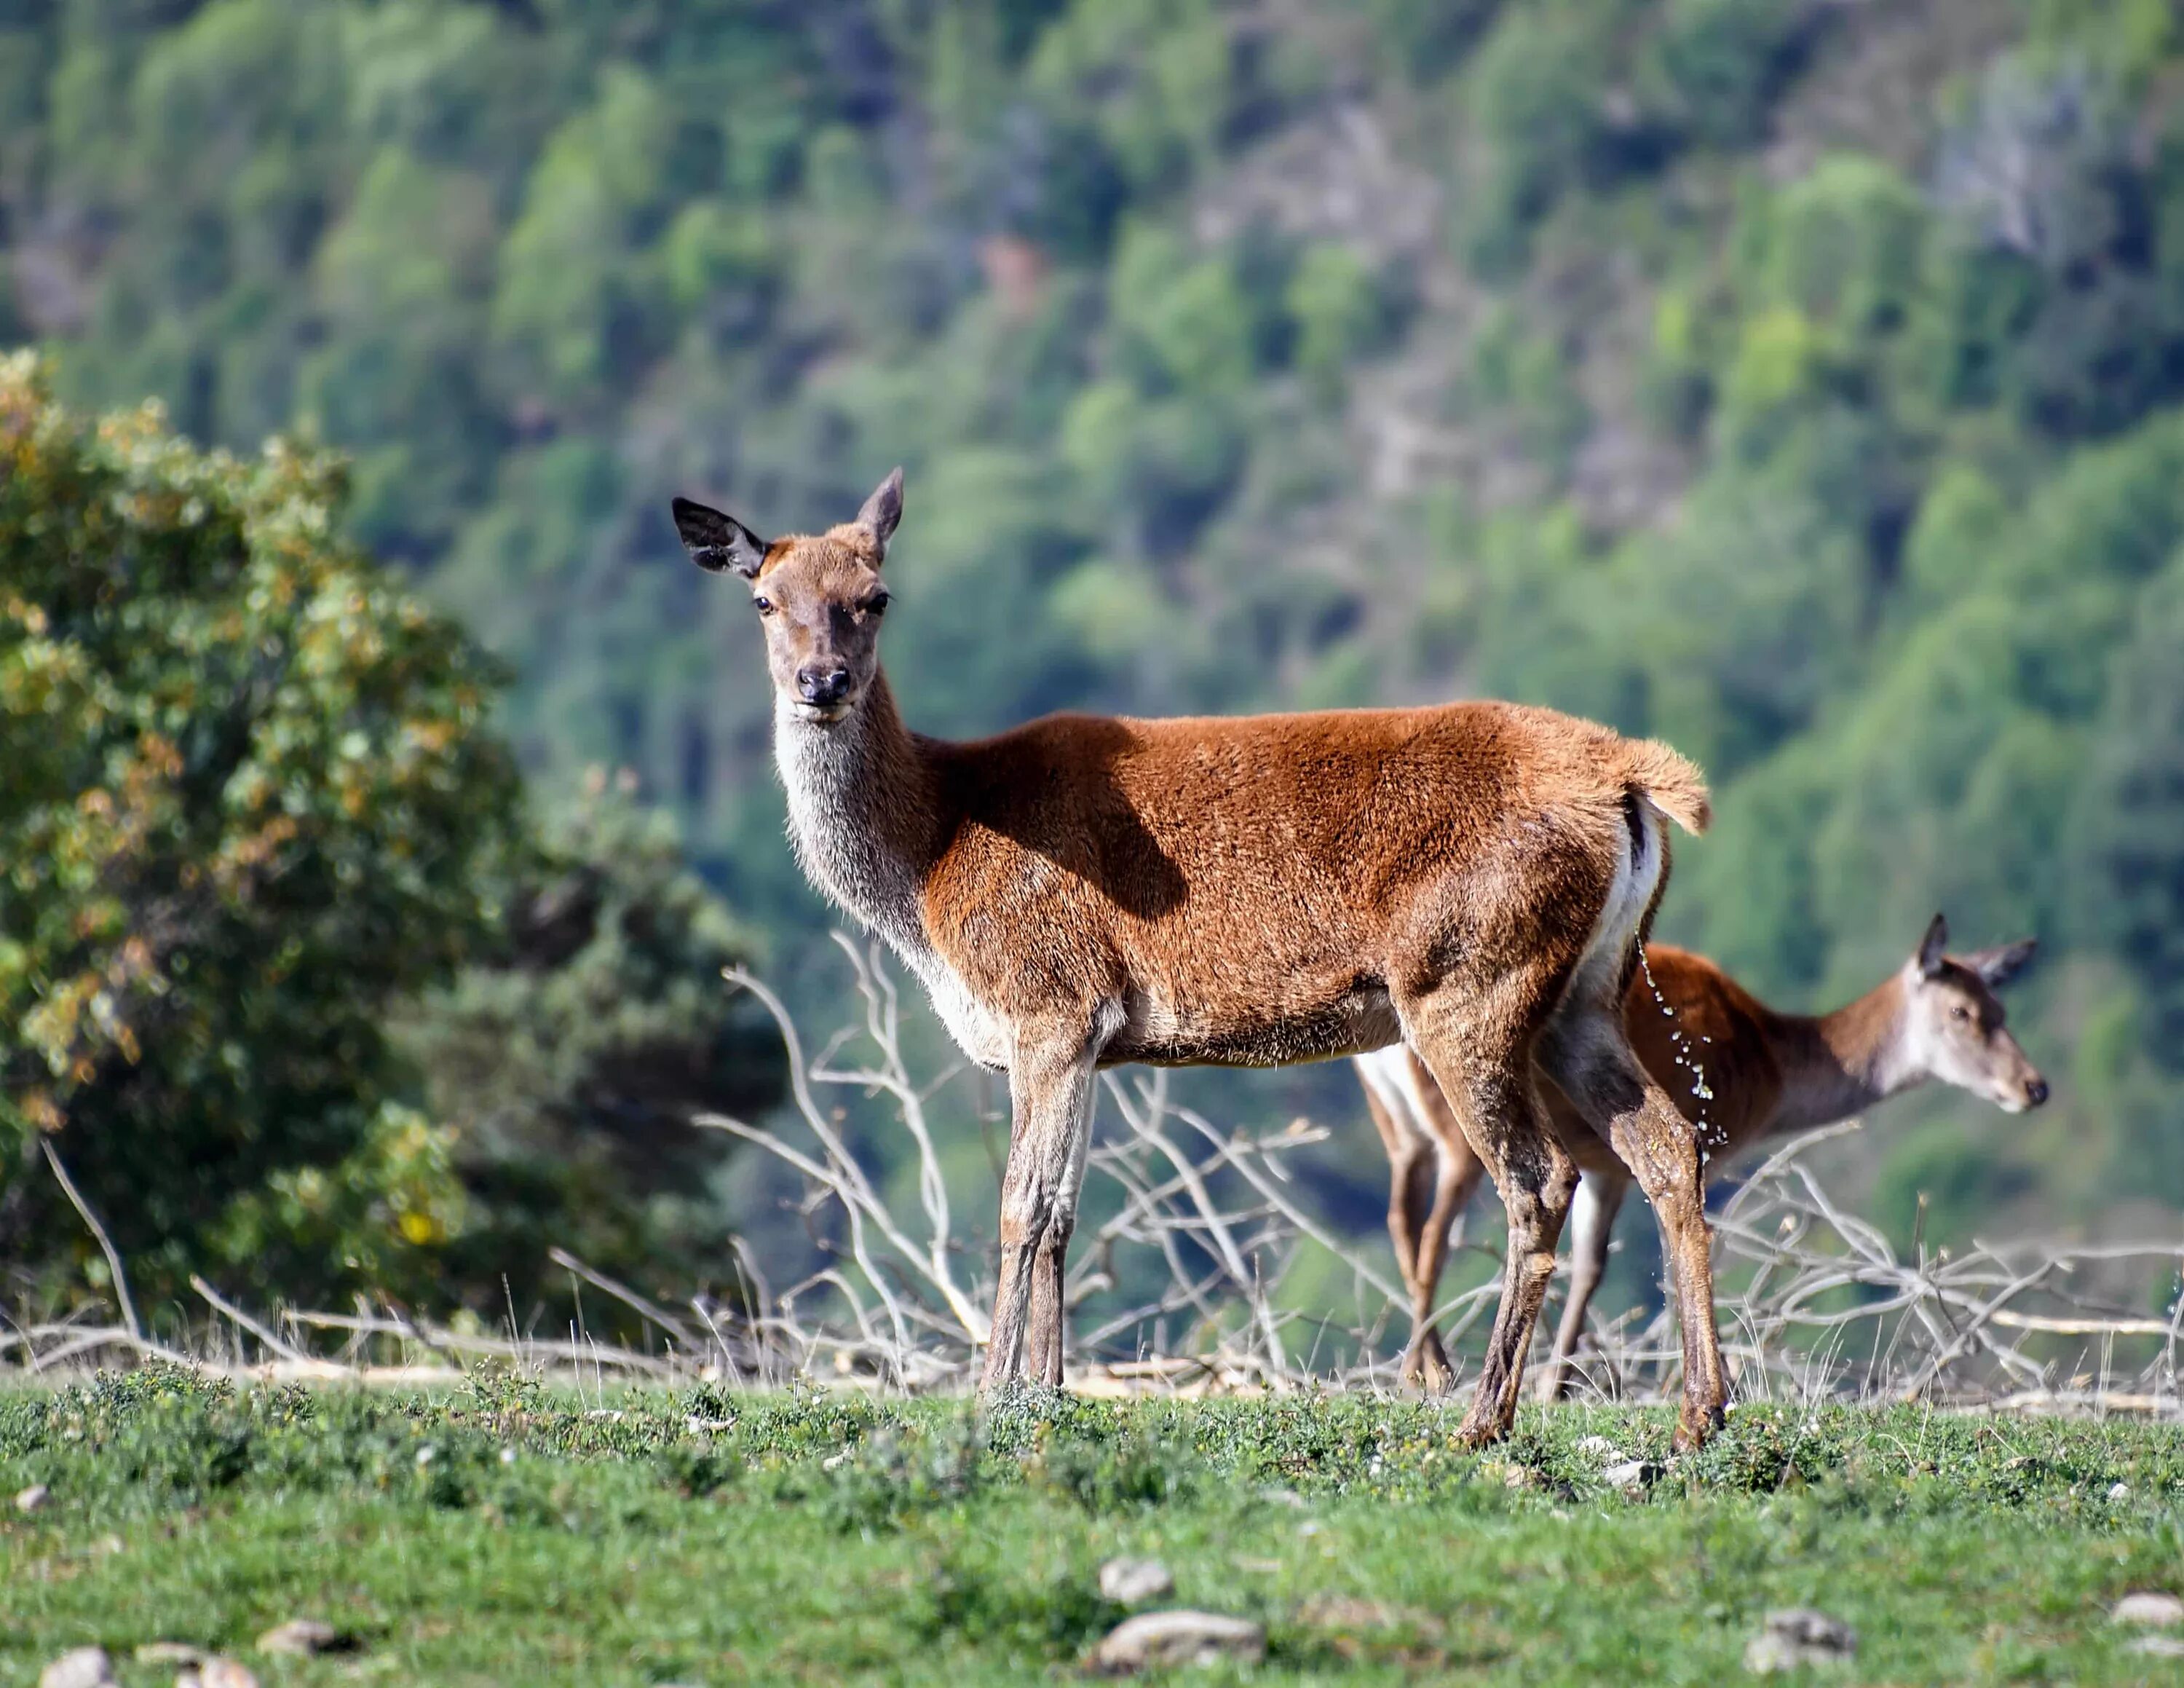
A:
[179,1660,259,1688]
[1256,1486,1306,1508]
[1087,1611,1267,1675]
[1573,1435,1622,1461]
[2107,1481,2130,1500]
[134,1644,204,1665]
[254,1619,346,1657]
[2112,1592,2184,1628]
[1744,1609,1856,1673]
[2126,1635,2184,1659]
[38,1649,115,1688]
[1601,1459,1659,1496]
[1099,1557,1176,1605]
[16,1482,50,1514]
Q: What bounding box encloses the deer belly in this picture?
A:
[1109,981,1401,1068]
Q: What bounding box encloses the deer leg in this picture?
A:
[1404,981,1576,1449]
[1535,1011,1725,1448]
[979,1033,1101,1396]
[1536,1172,1628,1403]
[1028,1074,1099,1387]
[1360,1071,1442,1387]
[1406,1053,1487,1394]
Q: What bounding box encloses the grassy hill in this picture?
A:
[3,1373,2182,1684]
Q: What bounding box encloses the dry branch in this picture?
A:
[9,942,2178,1419]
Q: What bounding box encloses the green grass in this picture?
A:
[2,1370,2180,1684]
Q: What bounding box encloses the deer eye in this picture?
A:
[752,594,775,615]
[863,591,890,618]
[1949,1005,1969,1022]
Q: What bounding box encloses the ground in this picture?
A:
[2,1372,2180,1684]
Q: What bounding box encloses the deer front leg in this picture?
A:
[1028,1072,1099,1387]
[978,1032,1101,1396]
[1536,1172,1628,1403]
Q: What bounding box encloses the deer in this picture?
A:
[1354,913,2047,1401]
[673,470,1732,1447]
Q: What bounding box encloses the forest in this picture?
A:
[3,0,2183,1330]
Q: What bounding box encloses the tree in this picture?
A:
[0,352,522,1308]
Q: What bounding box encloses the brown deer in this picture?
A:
[1355,914,2046,1400]
[673,470,1730,1446]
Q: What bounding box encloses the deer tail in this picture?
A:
[1621,738,1711,837]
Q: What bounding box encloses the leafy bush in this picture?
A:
[0,353,521,1307]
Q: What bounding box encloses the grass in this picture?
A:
[1,1369,2180,1684]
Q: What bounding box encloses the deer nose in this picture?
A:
[2024,1076,2049,1108]
[797,665,851,706]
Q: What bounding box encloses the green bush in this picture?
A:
[0,353,520,1307]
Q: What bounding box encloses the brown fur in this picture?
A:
[1361,920,2046,1400]
[675,473,1728,1446]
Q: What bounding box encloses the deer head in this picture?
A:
[673,469,903,725]
[1901,913,2048,1113]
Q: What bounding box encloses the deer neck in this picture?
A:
[1768,974,1920,1135]
[772,670,942,951]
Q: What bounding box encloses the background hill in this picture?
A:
[4,0,2182,1296]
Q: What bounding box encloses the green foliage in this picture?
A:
[0,352,521,1307]
[5,0,2184,1266]
[392,781,785,1324]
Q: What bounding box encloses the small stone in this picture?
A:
[1099,1557,1175,1605]
[16,1482,50,1514]
[1745,1609,1856,1673]
[1500,1463,1541,1491]
[2126,1635,2184,1659]
[1573,1435,1622,1461]
[38,1649,115,1688]
[1087,1611,1267,1675]
[2107,1481,2130,1500]
[2112,1592,2184,1628]
[254,1619,345,1657]
[1602,1459,1660,1496]
[134,1644,204,1666]
[1256,1486,1306,1508]
[187,1660,259,1688]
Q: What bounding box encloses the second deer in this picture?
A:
[1356,913,2047,1398]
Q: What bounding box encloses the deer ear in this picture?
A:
[855,467,903,556]
[672,497,769,578]
[1915,912,1950,979]
[1964,937,2038,991]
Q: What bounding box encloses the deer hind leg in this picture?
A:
[1400,971,1577,1448]
[1535,1171,1629,1403]
[1535,1006,1724,1448]
[980,1029,1101,1396]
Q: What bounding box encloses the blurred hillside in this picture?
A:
[4,0,2183,1255]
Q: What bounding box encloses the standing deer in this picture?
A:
[1356,914,2046,1400]
[673,470,1730,1446]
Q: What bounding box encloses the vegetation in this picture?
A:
[4,1,2183,1287]
[0,358,780,1319]
[2,1373,2181,1684]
